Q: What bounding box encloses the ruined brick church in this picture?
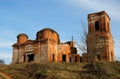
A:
[82,11,114,62]
[12,28,80,64]
[12,11,114,64]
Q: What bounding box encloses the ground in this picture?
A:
[0,62,120,79]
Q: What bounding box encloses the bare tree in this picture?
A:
[76,21,96,72]
[76,21,88,53]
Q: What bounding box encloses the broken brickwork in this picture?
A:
[82,11,114,62]
[12,28,80,64]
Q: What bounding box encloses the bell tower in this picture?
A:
[87,11,114,62]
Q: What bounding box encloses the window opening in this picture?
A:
[95,21,99,31]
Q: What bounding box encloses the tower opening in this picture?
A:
[95,21,99,31]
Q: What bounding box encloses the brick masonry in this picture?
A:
[82,11,114,62]
[12,11,114,63]
[12,28,80,64]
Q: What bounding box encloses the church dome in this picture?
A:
[17,33,28,44]
[36,28,60,43]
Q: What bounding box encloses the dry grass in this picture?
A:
[0,62,120,79]
[0,75,7,79]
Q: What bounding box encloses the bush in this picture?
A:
[35,69,46,79]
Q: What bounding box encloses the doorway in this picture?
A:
[69,57,71,62]
[62,55,66,62]
[27,54,34,62]
[96,54,100,61]
[75,56,77,62]
[52,54,55,61]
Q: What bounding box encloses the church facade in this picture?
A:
[12,28,80,64]
[82,11,114,62]
[12,11,114,64]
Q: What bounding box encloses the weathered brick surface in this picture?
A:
[12,28,80,64]
[82,11,114,62]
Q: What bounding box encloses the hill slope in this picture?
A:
[0,62,120,79]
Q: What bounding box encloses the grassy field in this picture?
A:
[0,75,7,79]
[0,62,120,79]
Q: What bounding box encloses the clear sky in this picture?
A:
[0,0,120,64]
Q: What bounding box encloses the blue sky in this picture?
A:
[0,0,120,64]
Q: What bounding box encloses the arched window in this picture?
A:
[95,21,99,31]
[38,33,42,39]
